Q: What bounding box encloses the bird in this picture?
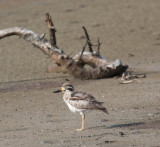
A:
[53,82,109,131]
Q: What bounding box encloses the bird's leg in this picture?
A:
[82,114,85,130]
[76,114,85,131]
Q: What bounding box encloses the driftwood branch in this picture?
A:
[119,72,146,84]
[79,42,87,63]
[82,26,93,53]
[0,13,128,79]
[0,27,63,55]
[45,13,57,48]
[97,38,101,55]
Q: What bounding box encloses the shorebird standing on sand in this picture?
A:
[53,82,109,131]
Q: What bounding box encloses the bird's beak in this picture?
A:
[53,88,65,93]
[53,89,62,93]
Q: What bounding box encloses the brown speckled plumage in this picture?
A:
[53,82,109,131]
[69,91,108,113]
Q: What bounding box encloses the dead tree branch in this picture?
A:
[119,72,146,84]
[0,13,128,79]
[79,42,87,62]
[45,13,57,48]
[0,27,63,55]
[82,26,93,53]
[97,38,101,55]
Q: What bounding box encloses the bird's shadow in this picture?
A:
[89,122,145,130]
[108,122,145,129]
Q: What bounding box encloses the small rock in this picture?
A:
[105,140,115,144]
[101,119,108,122]
[119,132,125,136]
[128,53,135,57]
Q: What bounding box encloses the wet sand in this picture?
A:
[0,0,160,146]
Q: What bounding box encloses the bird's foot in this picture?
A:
[76,128,84,131]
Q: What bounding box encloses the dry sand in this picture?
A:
[0,0,160,146]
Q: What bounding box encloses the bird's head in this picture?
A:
[53,82,74,93]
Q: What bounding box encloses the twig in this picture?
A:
[119,80,133,84]
[82,26,93,53]
[45,13,57,48]
[97,38,101,55]
[120,72,146,84]
[79,42,87,60]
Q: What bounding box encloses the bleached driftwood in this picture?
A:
[0,13,128,79]
[119,72,146,84]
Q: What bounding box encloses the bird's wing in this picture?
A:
[68,91,106,111]
[70,91,97,102]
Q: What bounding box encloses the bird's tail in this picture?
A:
[100,107,109,114]
[94,102,109,114]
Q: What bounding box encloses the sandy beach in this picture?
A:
[0,0,160,146]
